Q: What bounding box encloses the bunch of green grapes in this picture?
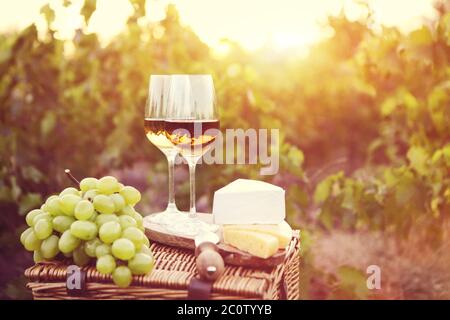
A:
[20,176,154,288]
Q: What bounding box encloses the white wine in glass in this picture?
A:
[144,75,219,237]
[166,75,220,219]
[165,119,220,159]
[144,75,179,215]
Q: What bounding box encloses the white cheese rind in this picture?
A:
[212,179,285,225]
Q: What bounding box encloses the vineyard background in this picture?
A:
[1,0,449,299]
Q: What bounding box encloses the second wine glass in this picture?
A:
[166,75,219,219]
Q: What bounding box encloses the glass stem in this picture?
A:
[166,152,178,213]
[188,162,197,218]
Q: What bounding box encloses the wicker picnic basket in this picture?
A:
[25,231,300,300]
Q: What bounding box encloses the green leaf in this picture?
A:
[0,186,12,203]
[431,149,443,164]
[40,112,56,137]
[19,193,42,216]
[431,197,441,218]
[287,146,304,167]
[10,176,21,201]
[288,185,309,208]
[440,13,450,45]
[341,183,354,210]
[40,4,55,25]
[402,90,419,110]
[21,166,44,183]
[337,266,369,299]
[407,146,428,175]
[314,179,331,204]
[81,0,97,24]
[318,206,333,229]
[407,26,433,46]
[129,0,146,18]
[381,97,397,116]
[428,86,447,111]
[395,179,416,206]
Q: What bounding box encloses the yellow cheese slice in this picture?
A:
[223,220,293,249]
[222,228,279,259]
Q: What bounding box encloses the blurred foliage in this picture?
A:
[313,4,450,244]
[0,0,449,299]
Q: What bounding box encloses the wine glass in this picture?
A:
[166,75,219,219]
[144,75,180,216]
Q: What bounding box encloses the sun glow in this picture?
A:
[0,0,437,51]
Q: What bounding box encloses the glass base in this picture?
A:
[165,202,179,214]
[144,210,219,237]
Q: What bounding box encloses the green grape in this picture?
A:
[93,194,115,214]
[33,250,45,263]
[79,177,99,192]
[84,238,102,257]
[52,216,75,233]
[120,186,141,206]
[96,254,116,274]
[111,238,135,260]
[133,211,144,228]
[97,176,120,195]
[40,235,60,259]
[122,227,145,250]
[40,203,49,212]
[119,205,136,216]
[58,230,81,253]
[95,213,119,226]
[118,183,125,190]
[45,195,59,204]
[73,244,90,267]
[59,194,82,216]
[142,234,150,247]
[34,219,53,240]
[46,197,63,216]
[59,187,80,197]
[99,221,122,244]
[112,266,132,288]
[63,251,73,258]
[20,227,34,246]
[26,209,45,227]
[128,253,154,275]
[83,189,98,201]
[89,210,98,222]
[32,212,52,226]
[119,215,137,230]
[139,244,152,256]
[110,194,126,212]
[70,220,98,240]
[74,200,94,220]
[24,231,42,251]
[95,243,111,258]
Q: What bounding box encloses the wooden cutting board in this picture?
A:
[143,212,287,268]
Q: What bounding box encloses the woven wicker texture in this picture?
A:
[25,231,300,300]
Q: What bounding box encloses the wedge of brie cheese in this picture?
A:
[222,228,279,259]
[223,220,292,249]
[212,179,285,225]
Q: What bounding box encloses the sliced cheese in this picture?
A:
[212,179,285,225]
[222,228,279,259]
[223,220,292,249]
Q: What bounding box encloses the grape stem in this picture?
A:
[64,169,80,186]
